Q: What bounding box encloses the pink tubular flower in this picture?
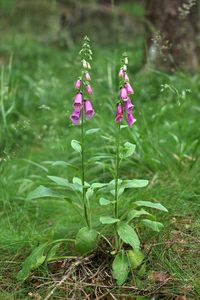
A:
[85,72,91,81]
[120,86,128,100]
[70,110,81,125]
[125,82,134,95]
[84,100,94,120]
[124,73,129,82]
[118,68,124,77]
[75,79,81,89]
[73,93,82,111]
[115,103,123,123]
[124,97,134,113]
[126,112,136,127]
[86,84,93,94]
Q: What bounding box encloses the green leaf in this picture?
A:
[85,128,100,135]
[127,249,144,269]
[91,182,108,189]
[112,251,129,285]
[120,142,136,159]
[126,209,151,222]
[117,222,140,249]
[135,201,168,212]
[47,176,69,187]
[17,243,48,281]
[122,179,149,189]
[110,187,125,197]
[27,185,62,200]
[72,177,82,185]
[141,219,164,232]
[75,227,98,254]
[100,216,120,224]
[71,139,81,153]
[86,187,94,200]
[99,198,115,206]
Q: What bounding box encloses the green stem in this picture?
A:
[114,122,120,218]
[114,122,121,250]
[81,108,90,228]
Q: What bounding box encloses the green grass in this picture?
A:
[0,12,200,300]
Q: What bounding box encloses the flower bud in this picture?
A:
[118,68,124,78]
[125,82,134,94]
[75,79,81,89]
[124,73,129,82]
[86,84,93,94]
[85,72,91,81]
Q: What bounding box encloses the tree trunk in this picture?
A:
[143,0,199,72]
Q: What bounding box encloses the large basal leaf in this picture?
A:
[127,249,144,269]
[112,251,129,285]
[117,222,140,250]
[17,243,48,281]
[135,201,168,212]
[75,227,98,254]
[142,219,164,232]
[71,139,82,153]
[119,142,136,159]
[122,179,149,189]
[27,185,63,200]
[100,216,120,224]
[47,176,69,187]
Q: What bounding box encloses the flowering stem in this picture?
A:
[114,122,121,250]
[81,107,90,228]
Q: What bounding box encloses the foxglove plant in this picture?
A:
[17,36,98,281]
[98,53,168,285]
[68,36,96,237]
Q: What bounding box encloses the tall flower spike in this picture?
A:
[114,53,136,128]
[70,36,94,125]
